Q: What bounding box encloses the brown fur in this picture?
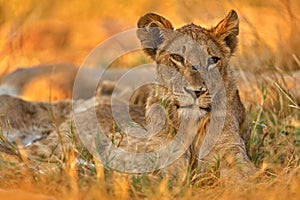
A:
[137,10,255,179]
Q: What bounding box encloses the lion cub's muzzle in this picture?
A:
[183,86,207,100]
[174,86,211,111]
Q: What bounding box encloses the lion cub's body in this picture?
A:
[137,10,255,178]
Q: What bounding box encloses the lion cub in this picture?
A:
[137,10,255,179]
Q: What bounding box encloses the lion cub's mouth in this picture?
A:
[174,86,211,111]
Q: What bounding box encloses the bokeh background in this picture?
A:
[1,0,300,75]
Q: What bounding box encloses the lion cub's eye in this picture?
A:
[170,54,184,64]
[207,56,220,65]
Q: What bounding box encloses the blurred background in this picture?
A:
[0,0,300,102]
[0,0,300,101]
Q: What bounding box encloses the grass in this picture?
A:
[0,0,300,199]
[0,115,24,162]
[0,69,299,200]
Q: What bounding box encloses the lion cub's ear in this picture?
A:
[137,13,173,60]
[213,10,239,54]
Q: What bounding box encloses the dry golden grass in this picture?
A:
[0,0,300,199]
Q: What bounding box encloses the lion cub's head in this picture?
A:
[137,10,239,119]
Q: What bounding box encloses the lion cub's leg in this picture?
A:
[209,114,256,181]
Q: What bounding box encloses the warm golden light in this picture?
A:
[0,1,299,199]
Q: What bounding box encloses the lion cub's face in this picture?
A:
[137,10,239,111]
